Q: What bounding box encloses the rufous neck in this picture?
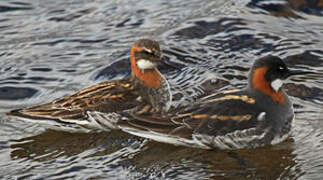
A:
[130,46,162,88]
[250,67,285,103]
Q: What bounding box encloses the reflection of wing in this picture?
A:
[7,78,141,130]
[118,91,268,149]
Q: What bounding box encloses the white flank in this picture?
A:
[136,59,156,70]
[194,127,268,150]
[122,126,271,150]
[257,112,266,121]
[271,116,294,145]
[87,111,121,130]
[271,78,283,92]
[271,132,290,145]
[122,128,210,149]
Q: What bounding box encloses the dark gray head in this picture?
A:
[249,55,311,92]
[130,39,161,71]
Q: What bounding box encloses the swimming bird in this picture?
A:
[116,55,311,149]
[7,39,216,132]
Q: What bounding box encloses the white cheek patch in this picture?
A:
[136,59,156,70]
[271,79,283,92]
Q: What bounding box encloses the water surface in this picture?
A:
[0,0,323,179]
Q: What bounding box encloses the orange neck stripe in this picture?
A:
[252,67,285,103]
[130,45,162,88]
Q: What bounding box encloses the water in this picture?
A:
[0,0,323,179]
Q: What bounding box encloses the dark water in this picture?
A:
[0,0,323,179]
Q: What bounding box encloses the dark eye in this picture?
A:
[141,49,160,58]
[278,66,285,71]
[142,50,152,55]
[141,48,153,55]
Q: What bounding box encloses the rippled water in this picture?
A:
[1,0,323,179]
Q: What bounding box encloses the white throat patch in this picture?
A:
[136,59,156,70]
[271,79,283,92]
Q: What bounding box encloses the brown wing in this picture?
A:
[117,103,198,139]
[117,90,264,141]
[7,78,141,122]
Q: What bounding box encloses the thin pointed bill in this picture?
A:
[287,70,314,77]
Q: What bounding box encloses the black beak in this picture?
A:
[159,56,183,70]
[287,70,314,77]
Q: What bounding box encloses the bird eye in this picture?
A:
[278,66,285,71]
[142,48,153,55]
[141,48,159,57]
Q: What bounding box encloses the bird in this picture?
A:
[7,39,216,132]
[116,55,311,150]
